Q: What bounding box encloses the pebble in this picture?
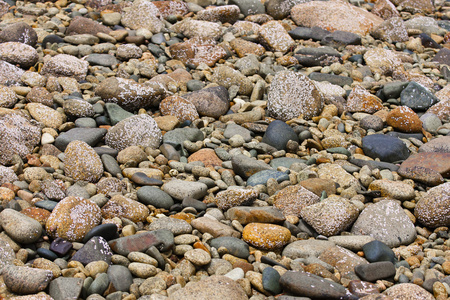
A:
[0,209,43,244]
[242,223,291,250]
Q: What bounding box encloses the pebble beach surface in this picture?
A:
[0,0,450,299]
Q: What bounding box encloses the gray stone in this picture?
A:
[104,103,134,126]
[210,236,250,259]
[280,271,350,299]
[229,0,265,16]
[147,217,192,235]
[0,208,42,244]
[308,72,353,87]
[355,261,396,282]
[162,179,207,200]
[295,47,341,67]
[262,120,299,150]
[71,236,113,265]
[163,128,204,149]
[400,81,439,111]
[101,154,122,177]
[282,240,335,259]
[362,240,396,263]
[351,200,416,248]
[361,134,410,163]
[49,277,83,300]
[246,169,289,186]
[108,230,174,256]
[224,123,253,143]
[2,265,52,294]
[87,273,109,296]
[55,128,107,151]
[86,54,119,67]
[232,154,272,179]
[137,186,174,209]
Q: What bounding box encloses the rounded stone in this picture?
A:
[105,114,162,152]
[101,194,149,223]
[46,196,102,242]
[64,140,104,183]
[184,249,211,266]
[242,223,291,250]
[136,186,174,209]
[262,120,300,150]
[128,262,157,278]
[415,182,450,228]
[267,70,324,121]
[0,208,43,244]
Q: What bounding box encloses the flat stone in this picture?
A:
[280,271,351,299]
[162,179,207,200]
[71,236,113,265]
[308,72,354,87]
[210,236,249,259]
[225,206,285,225]
[355,261,396,282]
[191,216,240,238]
[328,235,375,252]
[351,200,416,247]
[273,184,320,217]
[49,277,83,300]
[319,245,368,278]
[147,216,192,235]
[108,230,174,256]
[368,180,415,201]
[361,134,410,163]
[163,127,204,149]
[232,154,272,179]
[168,275,248,300]
[418,136,450,153]
[246,169,289,186]
[0,208,42,244]
[137,186,174,209]
[295,47,341,67]
[2,265,53,295]
[214,188,259,210]
[55,128,107,151]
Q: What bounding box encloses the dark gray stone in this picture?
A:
[104,102,134,126]
[262,266,282,294]
[382,81,409,99]
[361,134,410,163]
[231,154,272,179]
[55,128,107,151]
[82,223,120,244]
[87,273,109,296]
[308,72,353,87]
[224,123,253,142]
[360,115,384,131]
[322,30,361,46]
[432,48,450,65]
[86,54,119,67]
[247,169,289,186]
[362,240,396,263]
[101,154,122,177]
[262,120,299,150]
[107,265,133,292]
[71,236,113,265]
[0,22,38,46]
[137,186,174,209]
[355,261,396,282]
[162,128,204,150]
[210,236,250,259]
[280,271,356,300]
[229,0,265,16]
[289,26,330,41]
[400,81,439,111]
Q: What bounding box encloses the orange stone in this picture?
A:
[21,207,51,226]
[187,148,223,168]
[242,223,291,250]
[346,85,383,113]
[386,106,423,133]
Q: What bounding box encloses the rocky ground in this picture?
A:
[0,0,449,299]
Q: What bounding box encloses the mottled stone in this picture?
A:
[267,70,323,121]
[386,106,423,133]
[364,48,402,75]
[101,195,149,223]
[384,283,434,300]
[105,114,162,151]
[41,54,89,81]
[160,95,199,122]
[64,140,103,183]
[291,1,383,35]
[368,180,415,201]
[346,85,383,114]
[182,86,230,118]
[211,66,254,96]
[0,209,42,244]
[214,188,259,210]
[351,200,416,247]
[259,20,295,53]
[415,182,450,228]
[225,206,285,225]
[121,0,164,33]
[273,184,320,217]
[2,265,53,295]
[46,196,102,242]
[191,216,240,238]
[300,196,359,236]
[242,223,291,250]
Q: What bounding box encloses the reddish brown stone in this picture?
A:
[386,106,423,133]
[347,280,381,298]
[66,16,111,36]
[160,95,199,122]
[153,1,189,19]
[230,38,266,58]
[371,0,400,20]
[399,152,450,178]
[169,37,226,67]
[346,85,383,114]
[298,178,337,197]
[188,148,223,168]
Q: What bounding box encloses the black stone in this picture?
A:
[71,236,113,266]
[419,33,441,49]
[361,134,410,163]
[362,240,396,263]
[55,128,107,151]
[322,30,361,46]
[355,262,396,282]
[50,237,73,257]
[37,248,59,261]
[42,34,64,48]
[82,223,119,244]
[289,26,330,41]
[400,81,440,111]
[182,197,207,211]
[262,120,299,151]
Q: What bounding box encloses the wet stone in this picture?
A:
[361,134,410,163]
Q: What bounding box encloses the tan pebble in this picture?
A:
[85,261,109,277]
[128,262,157,278]
[128,252,158,266]
[433,281,448,298]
